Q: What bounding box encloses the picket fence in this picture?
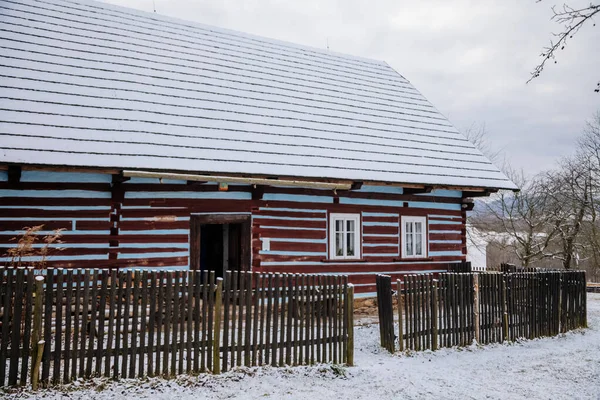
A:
[377,270,587,353]
[0,268,354,388]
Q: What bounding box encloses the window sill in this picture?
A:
[321,258,367,263]
[393,257,434,262]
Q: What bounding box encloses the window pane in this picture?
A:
[346,219,355,234]
[406,232,413,256]
[336,232,344,256]
[415,222,422,234]
[336,219,343,232]
[347,232,355,256]
[415,233,422,255]
[406,222,413,234]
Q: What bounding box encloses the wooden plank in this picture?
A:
[146,271,156,377]
[213,278,223,375]
[139,271,149,377]
[258,273,266,366]
[279,273,287,367]
[121,271,132,378]
[286,274,294,366]
[222,271,231,372]
[154,271,163,377]
[341,275,348,364]
[271,273,280,367]
[21,270,34,386]
[264,273,273,366]
[8,268,24,386]
[86,270,99,379]
[207,271,215,372]
[170,271,180,377]
[178,272,187,375]
[105,269,117,378]
[201,270,208,372]
[244,272,252,367]
[300,274,307,365]
[237,271,245,367]
[416,275,421,351]
[252,273,260,367]
[346,283,354,366]
[163,272,172,376]
[30,274,44,390]
[113,271,123,379]
[318,274,325,362]
[41,268,54,386]
[425,274,431,350]
[332,276,338,361]
[228,271,237,370]
[191,271,200,374]
[96,271,109,377]
[293,274,300,366]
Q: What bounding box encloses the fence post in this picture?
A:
[30,275,44,390]
[346,284,354,366]
[213,278,223,375]
[473,273,480,344]
[396,280,404,352]
[502,276,509,342]
[558,273,564,333]
[432,280,438,350]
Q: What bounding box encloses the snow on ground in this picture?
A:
[5,294,600,400]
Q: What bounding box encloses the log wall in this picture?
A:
[0,169,467,293]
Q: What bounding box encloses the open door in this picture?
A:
[190,214,251,277]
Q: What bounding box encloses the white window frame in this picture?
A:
[401,216,428,259]
[329,213,361,260]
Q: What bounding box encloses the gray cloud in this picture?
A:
[106,0,600,176]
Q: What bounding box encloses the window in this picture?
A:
[329,213,361,260]
[401,216,427,258]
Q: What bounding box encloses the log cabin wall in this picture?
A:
[0,169,466,294]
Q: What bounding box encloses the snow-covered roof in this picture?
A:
[0,0,516,190]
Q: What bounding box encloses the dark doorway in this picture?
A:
[190,214,251,277]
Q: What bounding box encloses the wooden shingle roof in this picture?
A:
[0,0,516,190]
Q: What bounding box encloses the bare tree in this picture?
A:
[577,112,600,270]
[529,2,599,92]
[543,155,592,268]
[470,169,562,267]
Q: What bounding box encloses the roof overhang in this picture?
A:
[1,163,519,193]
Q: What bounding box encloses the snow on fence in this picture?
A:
[377,270,587,353]
[0,268,354,388]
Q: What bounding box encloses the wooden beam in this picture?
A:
[186,180,208,186]
[403,186,433,195]
[112,172,130,185]
[191,214,251,225]
[123,170,352,190]
[350,181,363,190]
[251,185,265,201]
[7,165,21,187]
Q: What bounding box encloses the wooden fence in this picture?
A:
[446,261,472,273]
[376,270,587,353]
[375,275,394,353]
[0,268,354,388]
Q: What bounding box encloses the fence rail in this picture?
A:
[0,268,354,388]
[377,270,587,353]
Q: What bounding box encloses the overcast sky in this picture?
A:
[106,0,600,176]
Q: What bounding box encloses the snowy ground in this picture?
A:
[5,294,600,400]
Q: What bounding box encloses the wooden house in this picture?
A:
[0,0,516,294]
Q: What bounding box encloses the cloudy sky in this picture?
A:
[107,0,600,176]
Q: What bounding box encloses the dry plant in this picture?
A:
[5,224,65,269]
